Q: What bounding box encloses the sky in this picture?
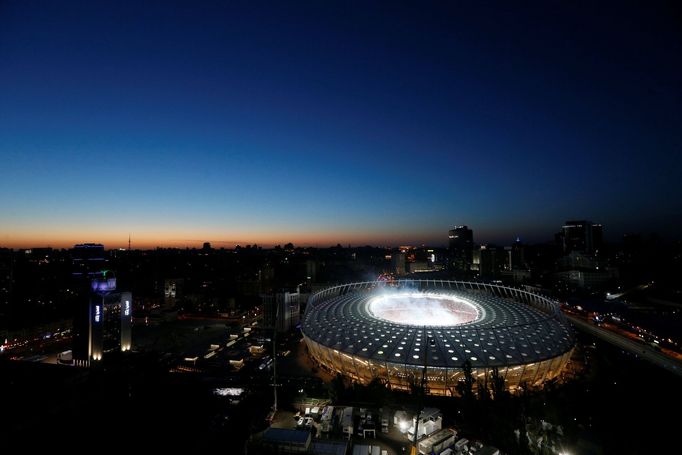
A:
[1,1,680,249]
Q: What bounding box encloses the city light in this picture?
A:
[368,292,482,327]
[213,387,245,397]
[0,2,679,452]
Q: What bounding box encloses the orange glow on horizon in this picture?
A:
[0,228,443,249]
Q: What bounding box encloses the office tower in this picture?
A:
[473,244,504,277]
[71,243,106,278]
[262,291,301,333]
[560,221,603,254]
[164,278,184,309]
[591,223,603,254]
[392,252,406,276]
[505,238,526,270]
[448,226,473,272]
[73,273,132,366]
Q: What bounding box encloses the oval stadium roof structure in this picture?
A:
[301,280,574,395]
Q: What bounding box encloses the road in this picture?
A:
[567,315,682,377]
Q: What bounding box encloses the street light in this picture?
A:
[412,328,432,455]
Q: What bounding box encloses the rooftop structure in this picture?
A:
[260,428,311,453]
[302,280,574,395]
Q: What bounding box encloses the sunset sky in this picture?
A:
[1,1,680,249]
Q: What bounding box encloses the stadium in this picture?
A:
[301,280,574,395]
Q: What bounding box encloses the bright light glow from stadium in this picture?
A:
[368,292,483,327]
[213,387,245,397]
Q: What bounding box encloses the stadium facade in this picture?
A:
[301,280,574,395]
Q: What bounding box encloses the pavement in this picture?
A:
[567,315,682,377]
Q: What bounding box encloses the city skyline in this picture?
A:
[1,1,680,249]
[3,3,681,454]
[0,218,668,250]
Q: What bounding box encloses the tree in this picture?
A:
[328,373,346,403]
[366,377,388,407]
[408,377,425,415]
[477,379,491,402]
[456,360,475,401]
[490,367,508,401]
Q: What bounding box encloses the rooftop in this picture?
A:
[262,427,311,445]
[302,281,574,368]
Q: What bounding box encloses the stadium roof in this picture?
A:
[302,281,574,369]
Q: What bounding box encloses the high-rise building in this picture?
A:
[73,273,132,366]
[262,291,301,333]
[391,252,406,276]
[448,226,473,272]
[473,244,504,277]
[164,278,184,309]
[560,221,603,254]
[305,259,317,283]
[504,238,526,271]
[71,243,106,278]
[592,223,603,254]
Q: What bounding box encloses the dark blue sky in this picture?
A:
[1,1,680,248]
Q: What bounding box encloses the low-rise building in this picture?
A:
[259,428,311,453]
[342,407,354,438]
[408,407,442,440]
[417,428,457,455]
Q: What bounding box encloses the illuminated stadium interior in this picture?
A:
[302,280,575,396]
[367,292,483,327]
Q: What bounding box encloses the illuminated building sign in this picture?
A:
[94,305,101,323]
[91,278,117,292]
[124,300,130,316]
